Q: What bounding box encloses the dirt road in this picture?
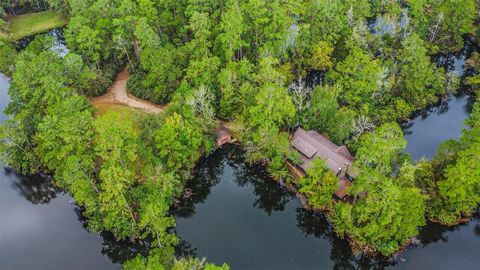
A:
[90,70,164,114]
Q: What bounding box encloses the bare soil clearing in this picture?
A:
[90,71,165,114]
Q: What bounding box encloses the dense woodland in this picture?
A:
[0,0,479,268]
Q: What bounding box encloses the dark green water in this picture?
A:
[174,145,480,270]
[1,33,479,269]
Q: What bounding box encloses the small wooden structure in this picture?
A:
[215,123,233,147]
[290,128,355,200]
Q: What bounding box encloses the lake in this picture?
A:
[0,73,123,269]
[0,32,479,269]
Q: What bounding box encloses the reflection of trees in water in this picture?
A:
[464,94,476,115]
[418,211,480,246]
[175,145,293,216]
[295,208,395,269]
[227,147,293,215]
[295,208,330,239]
[174,148,225,218]
[99,232,151,264]
[175,238,197,258]
[74,206,152,264]
[4,167,59,204]
[17,28,65,50]
[296,208,480,269]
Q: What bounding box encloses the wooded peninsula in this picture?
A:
[0,1,479,269]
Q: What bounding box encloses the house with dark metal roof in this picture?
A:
[291,128,354,199]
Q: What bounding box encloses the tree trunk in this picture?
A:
[133,38,141,61]
[120,192,137,230]
[123,46,135,72]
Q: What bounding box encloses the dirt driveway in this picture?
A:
[90,70,164,114]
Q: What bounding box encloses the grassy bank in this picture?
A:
[5,11,67,40]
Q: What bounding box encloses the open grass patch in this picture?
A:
[5,11,67,40]
[91,102,144,117]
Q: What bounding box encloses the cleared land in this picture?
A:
[90,70,165,114]
[5,11,67,40]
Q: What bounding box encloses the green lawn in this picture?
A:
[6,11,67,40]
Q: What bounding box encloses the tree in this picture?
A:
[245,83,296,130]
[300,84,354,144]
[433,145,480,225]
[216,0,245,61]
[0,38,68,174]
[94,111,141,239]
[124,251,230,270]
[155,112,205,174]
[134,177,178,256]
[334,45,385,117]
[309,41,334,71]
[298,158,338,210]
[0,39,16,76]
[355,122,409,177]
[35,94,95,182]
[65,17,104,67]
[241,0,293,57]
[427,99,480,225]
[302,0,348,45]
[218,59,254,119]
[332,169,426,256]
[428,0,476,51]
[133,43,182,103]
[397,34,445,109]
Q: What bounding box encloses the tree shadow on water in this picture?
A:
[417,211,480,246]
[4,167,59,204]
[231,154,294,215]
[174,145,294,217]
[295,208,396,270]
[173,147,226,218]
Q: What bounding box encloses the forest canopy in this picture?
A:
[0,0,479,266]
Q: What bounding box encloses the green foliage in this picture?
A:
[123,248,171,270]
[466,52,480,92]
[124,252,230,270]
[309,41,333,70]
[94,111,143,238]
[434,145,480,224]
[298,159,338,210]
[425,99,480,225]
[155,112,205,174]
[430,0,477,51]
[300,84,354,144]
[4,0,480,263]
[355,122,409,177]
[334,45,385,118]
[397,34,445,109]
[332,169,426,256]
[218,59,254,119]
[35,94,94,181]
[216,0,245,61]
[245,83,295,129]
[132,43,182,103]
[0,39,16,76]
[1,37,68,173]
[173,257,230,270]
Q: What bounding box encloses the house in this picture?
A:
[291,128,354,199]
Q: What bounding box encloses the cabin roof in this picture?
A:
[291,128,353,173]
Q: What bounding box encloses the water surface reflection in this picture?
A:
[174,146,394,269]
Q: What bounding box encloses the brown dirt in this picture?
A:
[90,70,165,114]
